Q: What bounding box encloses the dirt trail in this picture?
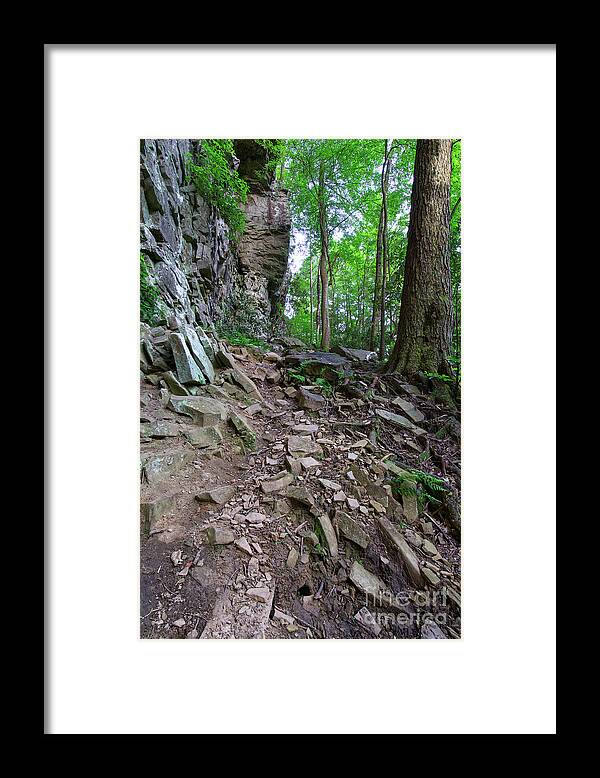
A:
[140,343,461,639]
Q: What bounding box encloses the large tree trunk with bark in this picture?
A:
[386,139,453,377]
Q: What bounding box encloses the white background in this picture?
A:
[47,45,556,734]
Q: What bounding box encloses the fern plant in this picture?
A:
[392,468,448,508]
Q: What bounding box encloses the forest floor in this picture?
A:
[140,342,461,639]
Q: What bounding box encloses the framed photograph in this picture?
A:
[46,44,556,734]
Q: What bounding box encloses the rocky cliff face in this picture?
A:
[140,139,291,339]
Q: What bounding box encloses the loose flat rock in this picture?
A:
[260,471,295,494]
[354,606,382,636]
[161,371,190,396]
[234,536,254,556]
[229,411,256,448]
[402,492,419,524]
[299,456,320,470]
[274,336,308,350]
[335,510,370,549]
[422,568,441,587]
[296,387,326,411]
[319,477,342,491]
[316,513,338,559]
[169,332,206,386]
[348,560,404,611]
[168,395,227,426]
[286,456,302,475]
[227,367,263,402]
[285,351,349,370]
[205,527,235,545]
[141,338,170,372]
[244,511,268,524]
[287,435,323,456]
[421,539,441,558]
[420,620,447,639]
[246,587,271,603]
[375,514,423,587]
[285,486,316,510]
[140,420,180,438]
[141,494,176,535]
[375,408,426,435]
[184,425,223,449]
[195,485,236,505]
[286,547,299,569]
[332,345,377,363]
[390,397,425,424]
[142,449,195,485]
[292,423,318,434]
[181,323,215,383]
[215,347,237,370]
[200,585,274,639]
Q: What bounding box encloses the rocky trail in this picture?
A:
[140,323,461,640]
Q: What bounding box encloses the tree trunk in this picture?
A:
[378,140,391,359]
[386,139,453,377]
[318,162,331,351]
[309,255,314,346]
[368,210,384,351]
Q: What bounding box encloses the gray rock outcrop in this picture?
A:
[140,139,291,340]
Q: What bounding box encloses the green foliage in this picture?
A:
[423,371,454,384]
[217,327,270,352]
[140,254,164,325]
[185,140,249,240]
[314,377,333,396]
[284,360,338,393]
[286,368,308,384]
[450,140,462,381]
[392,468,449,508]
[282,138,418,353]
[312,520,328,557]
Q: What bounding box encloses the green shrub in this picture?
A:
[185,140,249,241]
[217,327,270,352]
[140,254,164,324]
[391,468,448,508]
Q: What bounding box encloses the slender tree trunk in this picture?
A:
[378,140,391,359]
[360,257,368,346]
[309,255,314,346]
[386,139,453,377]
[370,140,391,352]
[368,204,384,351]
[318,162,331,350]
[315,262,320,340]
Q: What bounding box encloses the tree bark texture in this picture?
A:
[387,139,453,376]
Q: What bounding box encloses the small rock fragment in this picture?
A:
[246,587,271,603]
[195,485,236,505]
[205,527,235,545]
[234,537,254,556]
[286,547,299,569]
[354,606,381,636]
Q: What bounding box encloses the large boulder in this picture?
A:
[332,345,377,363]
[285,351,350,374]
[168,395,228,426]
[168,332,206,386]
